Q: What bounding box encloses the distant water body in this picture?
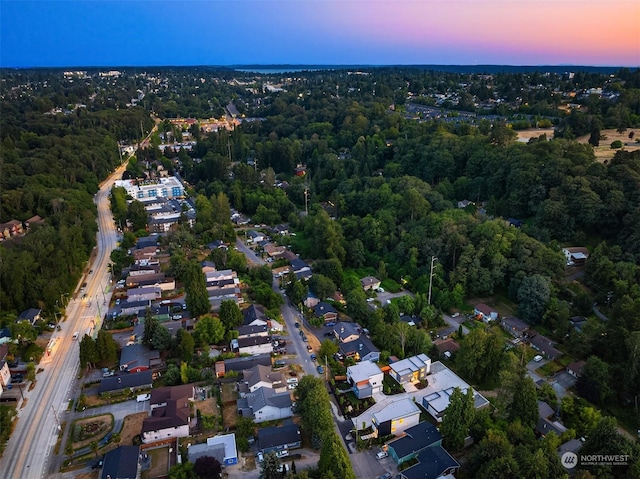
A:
[235,68,320,74]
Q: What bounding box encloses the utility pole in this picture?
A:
[304,185,309,217]
[428,256,438,305]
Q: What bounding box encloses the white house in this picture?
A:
[371,398,422,438]
[233,336,273,356]
[239,364,286,396]
[141,384,194,443]
[347,361,384,399]
[237,387,293,423]
[188,433,238,467]
[126,286,162,302]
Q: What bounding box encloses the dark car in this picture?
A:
[325,331,334,337]
[294,322,300,328]
[92,459,103,470]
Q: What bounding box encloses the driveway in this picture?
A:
[442,313,469,335]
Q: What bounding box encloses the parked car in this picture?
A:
[173,314,183,320]
[533,355,543,362]
[325,331,334,337]
[306,345,312,352]
[256,452,264,463]
[276,450,289,458]
[325,322,336,327]
[376,451,388,460]
[102,369,115,377]
[310,354,317,361]
[294,322,300,328]
[317,365,324,374]
[136,393,151,402]
[91,459,104,470]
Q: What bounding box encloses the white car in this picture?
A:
[136,393,151,402]
[376,451,388,460]
[256,452,264,463]
[533,355,543,362]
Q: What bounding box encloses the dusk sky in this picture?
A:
[1,0,638,68]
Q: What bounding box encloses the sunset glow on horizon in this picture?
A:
[1,0,638,67]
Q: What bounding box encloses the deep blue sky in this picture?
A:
[1,1,638,68]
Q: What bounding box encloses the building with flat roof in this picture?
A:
[114,176,184,200]
[188,433,238,466]
[347,361,383,399]
[389,354,431,385]
[372,397,421,437]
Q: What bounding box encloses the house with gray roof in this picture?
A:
[237,387,293,423]
[529,332,562,360]
[340,335,380,363]
[389,354,431,385]
[372,397,421,437]
[333,322,360,342]
[236,324,269,339]
[187,433,238,466]
[239,364,285,396]
[232,335,273,356]
[500,316,530,338]
[223,354,272,373]
[17,308,41,325]
[347,361,383,399]
[313,301,337,322]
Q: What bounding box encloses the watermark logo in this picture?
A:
[561,452,578,469]
[561,452,630,469]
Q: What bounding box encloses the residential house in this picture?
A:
[258,423,302,454]
[333,322,360,342]
[436,325,456,339]
[303,293,320,309]
[207,240,228,250]
[98,371,154,395]
[570,316,588,332]
[536,400,566,438]
[290,258,312,281]
[562,247,590,266]
[280,250,298,262]
[264,243,286,258]
[17,308,41,325]
[232,336,273,356]
[399,446,461,479]
[529,332,562,360]
[272,224,290,236]
[360,276,381,291]
[0,220,24,240]
[136,235,160,249]
[237,324,269,340]
[188,433,238,466]
[271,265,291,278]
[340,337,380,363]
[388,354,431,385]
[142,384,195,443]
[347,361,384,399]
[119,344,156,373]
[474,303,498,322]
[457,200,473,209]
[239,364,286,396]
[558,438,583,464]
[133,246,160,266]
[387,422,443,465]
[215,361,225,378]
[313,302,338,323]
[100,445,140,479]
[223,354,272,374]
[242,304,268,327]
[421,362,489,422]
[126,286,162,302]
[501,316,530,338]
[24,215,44,230]
[433,339,460,359]
[371,398,421,437]
[247,230,264,243]
[0,360,10,389]
[399,315,421,327]
[567,360,586,379]
[119,299,151,316]
[237,387,293,423]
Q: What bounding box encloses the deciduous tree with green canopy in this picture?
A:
[441,387,476,451]
[219,300,243,330]
[194,315,225,347]
[184,261,211,318]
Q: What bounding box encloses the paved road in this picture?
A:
[0,126,160,479]
[442,313,470,335]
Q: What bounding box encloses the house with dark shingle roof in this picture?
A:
[258,423,302,454]
[100,445,140,479]
[387,422,443,465]
[98,371,154,395]
[313,301,337,322]
[501,316,530,338]
[399,445,460,479]
[528,332,562,360]
[142,384,195,443]
[17,308,41,325]
[360,276,381,291]
[239,364,285,395]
